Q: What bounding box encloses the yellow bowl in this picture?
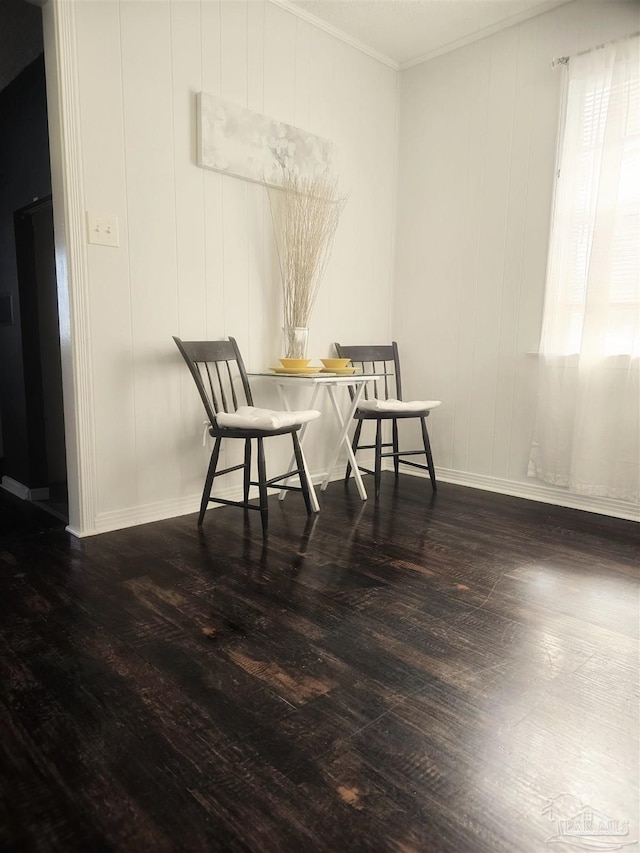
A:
[321,358,352,369]
[279,357,311,369]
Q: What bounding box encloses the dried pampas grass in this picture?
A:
[268,170,345,336]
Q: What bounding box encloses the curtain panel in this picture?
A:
[529,35,639,504]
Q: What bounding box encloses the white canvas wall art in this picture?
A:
[196,92,334,187]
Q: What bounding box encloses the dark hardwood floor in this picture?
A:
[1,476,638,852]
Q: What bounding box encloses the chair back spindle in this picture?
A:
[333,343,401,401]
[173,336,253,425]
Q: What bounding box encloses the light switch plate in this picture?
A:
[87,212,119,247]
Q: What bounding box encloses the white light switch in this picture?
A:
[87,212,119,247]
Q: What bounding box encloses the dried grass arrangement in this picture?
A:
[268,169,345,358]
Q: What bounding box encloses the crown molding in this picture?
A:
[401,0,573,70]
[267,0,400,70]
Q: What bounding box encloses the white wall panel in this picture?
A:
[201,0,225,345]
[219,0,249,368]
[468,28,518,476]
[294,18,311,131]
[170,1,208,497]
[491,23,535,481]
[394,0,640,511]
[72,0,398,530]
[328,45,367,342]
[120,1,181,510]
[75,0,136,515]
[263,2,296,124]
[451,42,490,475]
[246,0,268,374]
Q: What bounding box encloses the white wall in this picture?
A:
[68,0,398,533]
[394,0,639,518]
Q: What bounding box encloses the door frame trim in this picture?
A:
[41,0,97,536]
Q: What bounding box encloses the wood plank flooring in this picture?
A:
[0,476,638,852]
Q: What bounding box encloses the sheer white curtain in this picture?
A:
[529,35,639,504]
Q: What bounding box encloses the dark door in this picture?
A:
[13,196,67,519]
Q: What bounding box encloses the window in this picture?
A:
[540,36,639,357]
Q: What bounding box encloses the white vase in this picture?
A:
[283,326,309,360]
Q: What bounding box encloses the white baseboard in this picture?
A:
[392,463,639,522]
[89,494,204,536]
[73,455,638,538]
[1,476,50,502]
[83,468,337,537]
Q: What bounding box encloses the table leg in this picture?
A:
[321,382,368,500]
[277,383,321,513]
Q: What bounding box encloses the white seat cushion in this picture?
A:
[357,398,441,413]
[215,406,321,431]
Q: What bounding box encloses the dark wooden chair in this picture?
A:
[174,336,318,538]
[334,341,440,498]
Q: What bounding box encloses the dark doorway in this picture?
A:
[13,196,67,520]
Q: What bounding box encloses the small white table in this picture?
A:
[249,372,386,511]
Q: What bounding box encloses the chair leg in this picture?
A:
[256,437,269,538]
[392,419,399,478]
[291,431,313,515]
[243,438,252,508]
[346,421,363,483]
[375,420,382,499]
[199,437,222,526]
[420,417,437,491]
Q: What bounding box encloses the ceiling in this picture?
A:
[285,0,572,66]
